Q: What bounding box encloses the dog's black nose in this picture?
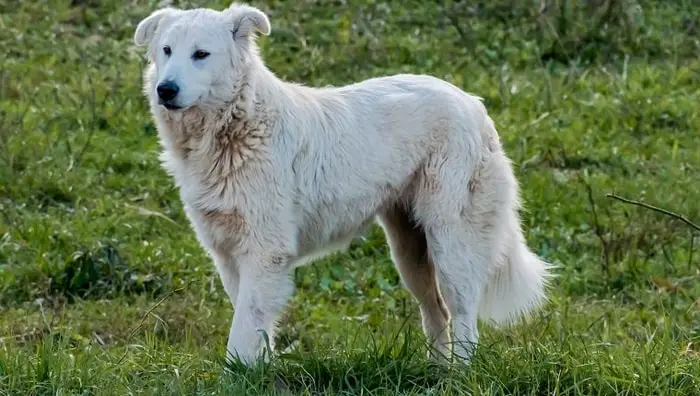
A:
[157,81,179,101]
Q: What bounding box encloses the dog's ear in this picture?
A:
[134,8,178,46]
[228,4,271,40]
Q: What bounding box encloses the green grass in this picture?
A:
[1,0,699,394]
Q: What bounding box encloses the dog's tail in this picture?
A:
[477,228,552,326]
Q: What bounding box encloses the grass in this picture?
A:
[1,0,699,394]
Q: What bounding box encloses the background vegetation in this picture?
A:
[1,0,699,394]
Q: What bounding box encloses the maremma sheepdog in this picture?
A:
[134,2,551,366]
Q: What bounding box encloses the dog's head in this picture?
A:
[134,3,270,111]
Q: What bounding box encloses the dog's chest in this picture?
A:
[166,150,266,256]
[186,203,247,256]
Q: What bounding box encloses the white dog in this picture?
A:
[134,2,551,366]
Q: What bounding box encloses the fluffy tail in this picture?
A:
[469,105,552,326]
[477,237,552,326]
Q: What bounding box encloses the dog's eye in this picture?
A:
[163,46,171,56]
[193,50,210,60]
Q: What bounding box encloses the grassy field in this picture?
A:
[1,0,699,394]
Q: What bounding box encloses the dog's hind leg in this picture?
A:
[422,222,489,364]
[415,136,540,364]
[377,204,451,361]
[412,140,505,364]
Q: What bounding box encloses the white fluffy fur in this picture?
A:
[134,2,551,366]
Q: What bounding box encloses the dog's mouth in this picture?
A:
[161,102,184,111]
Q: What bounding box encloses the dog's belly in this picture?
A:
[293,195,386,266]
[293,222,372,268]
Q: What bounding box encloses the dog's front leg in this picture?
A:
[225,253,294,366]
